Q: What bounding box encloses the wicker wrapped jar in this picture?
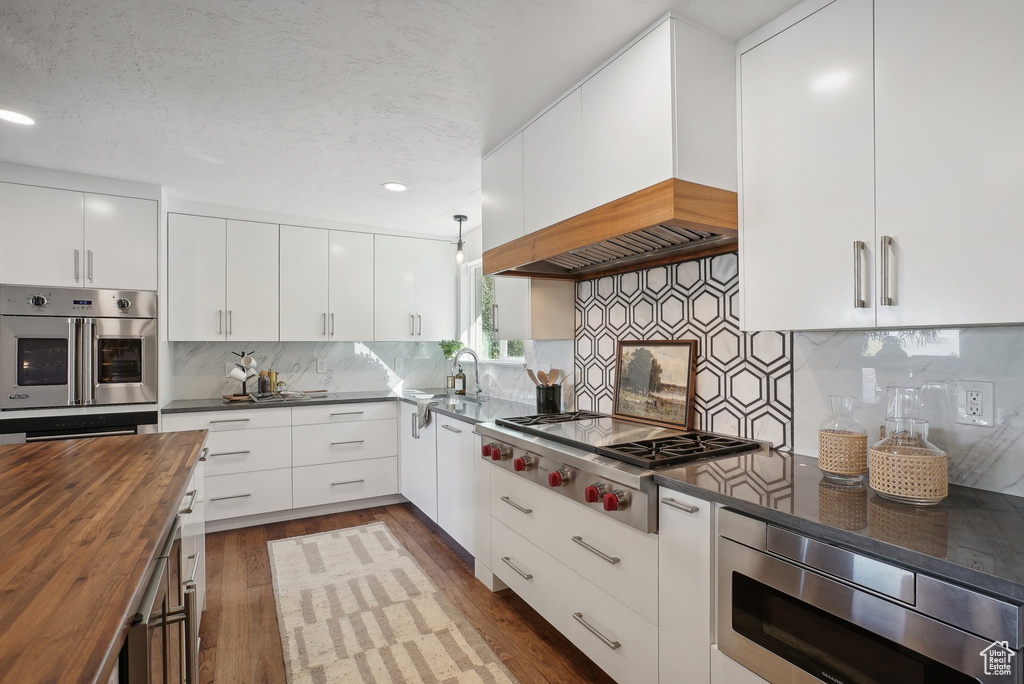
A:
[869,418,948,505]
[818,396,868,483]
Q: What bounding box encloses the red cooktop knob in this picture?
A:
[491,446,510,461]
[602,492,620,511]
[584,485,601,503]
[513,457,526,472]
[548,467,571,487]
[482,443,494,458]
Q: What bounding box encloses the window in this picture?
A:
[464,260,524,360]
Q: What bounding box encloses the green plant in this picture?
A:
[439,339,464,360]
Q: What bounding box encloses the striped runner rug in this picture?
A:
[269,521,518,683]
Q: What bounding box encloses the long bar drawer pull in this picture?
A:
[331,411,364,416]
[199,447,208,462]
[210,493,251,502]
[500,496,532,515]
[441,424,462,434]
[501,556,533,580]
[572,612,621,650]
[179,489,199,515]
[331,478,365,486]
[209,450,251,457]
[571,536,620,564]
[209,418,250,424]
[662,498,699,514]
[331,439,365,446]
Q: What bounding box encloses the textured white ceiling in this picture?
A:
[0,0,800,236]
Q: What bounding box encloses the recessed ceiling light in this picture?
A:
[382,182,407,192]
[0,110,35,125]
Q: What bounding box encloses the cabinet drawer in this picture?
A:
[291,401,396,425]
[206,468,292,521]
[293,457,398,508]
[204,426,291,476]
[491,519,658,684]
[490,466,659,623]
[292,419,397,467]
[162,408,291,433]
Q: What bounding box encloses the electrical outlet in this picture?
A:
[225,361,237,378]
[956,381,994,427]
[394,356,405,373]
[316,358,326,374]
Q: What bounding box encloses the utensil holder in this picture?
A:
[536,384,561,414]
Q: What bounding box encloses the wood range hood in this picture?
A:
[483,178,738,281]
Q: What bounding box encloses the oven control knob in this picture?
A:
[603,490,630,512]
[30,295,47,307]
[115,298,132,310]
[482,443,497,458]
[548,467,572,488]
[513,454,536,472]
[584,482,610,504]
[491,445,511,461]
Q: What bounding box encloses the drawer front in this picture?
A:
[162,408,291,433]
[491,518,658,684]
[293,457,398,508]
[206,468,292,521]
[204,426,292,476]
[489,466,658,623]
[292,419,397,467]
[291,401,397,425]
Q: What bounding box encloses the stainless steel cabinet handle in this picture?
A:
[417,314,422,335]
[199,447,208,462]
[330,312,335,336]
[74,249,80,281]
[662,497,699,514]
[209,418,250,424]
[331,411,364,416]
[209,449,251,457]
[218,309,223,335]
[87,249,94,282]
[331,439,365,446]
[187,551,202,583]
[501,556,533,580]
[411,413,419,439]
[853,240,866,308]
[322,312,327,336]
[165,583,199,684]
[571,536,620,565]
[880,235,894,306]
[441,424,462,434]
[492,304,498,334]
[409,313,415,336]
[179,489,199,515]
[210,492,251,502]
[331,478,365,486]
[572,612,621,650]
[500,495,532,515]
[228,309,233,335]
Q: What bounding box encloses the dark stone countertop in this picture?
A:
[654,449,1024,602]
[161,389,536,426]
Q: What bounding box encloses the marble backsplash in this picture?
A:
[794,327,1024,496]
[475,340,575,409]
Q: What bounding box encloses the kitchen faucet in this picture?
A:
[452,348,483,397]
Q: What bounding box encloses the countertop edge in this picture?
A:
[653,473,1024,602]
[161,394,399,414]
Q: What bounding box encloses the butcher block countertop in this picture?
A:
[0,430,208,683]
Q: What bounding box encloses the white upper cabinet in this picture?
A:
[84,194,158,291]
[582,20,674,210]
[226,220,279,341]
[493,276,575,341]
[415,239,456,341]
[279,225,329,341]
[739,0,875,331]
[168,214,226,341]
[874,0,1024,327]
[328,230,374,341]
[374,234,418,341]
[481,134,524,252]
[523,88,583,233]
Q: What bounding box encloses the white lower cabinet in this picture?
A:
[293,457,399,508]
[710,646,767,684]
[398,402,438,521]
[659,488,713,684]
[205,468,293,521]
[435,415,478,556]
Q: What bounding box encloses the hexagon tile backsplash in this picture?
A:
[575,252,794,450]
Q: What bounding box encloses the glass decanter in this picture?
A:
[818,396,868,484]
[869,417,948,505]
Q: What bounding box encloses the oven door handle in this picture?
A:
[81,318,95,406]
[25,429,137,442]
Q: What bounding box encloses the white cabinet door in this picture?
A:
[329,230,374,341]
[481,133,524,252]
[492,276,530,341]
[374,235,417,341]
[523,88,583,233]
[84,194,158,291]
[875,0,1024,327]
[739,0,875,331]
[168,214,226,341]
[582,20,673,209]
[398,402,437,521]
[415,239,456,341]
[0,183,84,288]
[226,220,279,341]
[279,225,329,341]
[659,489,713,684]
[435,416,476,556]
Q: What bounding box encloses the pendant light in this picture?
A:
[454,214,467,264]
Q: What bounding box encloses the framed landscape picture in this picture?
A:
[613,339,697,429]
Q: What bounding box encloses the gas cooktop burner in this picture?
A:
[498,411,604,427]
[597,433,761,469]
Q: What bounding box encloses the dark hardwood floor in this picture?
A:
[197,503,616,683]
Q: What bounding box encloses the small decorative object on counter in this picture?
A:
[536,384,561,414]
[869,417,948,505]
[268,369,277,393]
[257,371,271,394]
[818,395,868,483]
[454,366,466,396]
[445,375,456,393]
[276,380,287,392]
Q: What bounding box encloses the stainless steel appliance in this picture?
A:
[0,284,157,409]
[0,409,158,444]
[476,411,762,533]
[717,508,1023,684]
